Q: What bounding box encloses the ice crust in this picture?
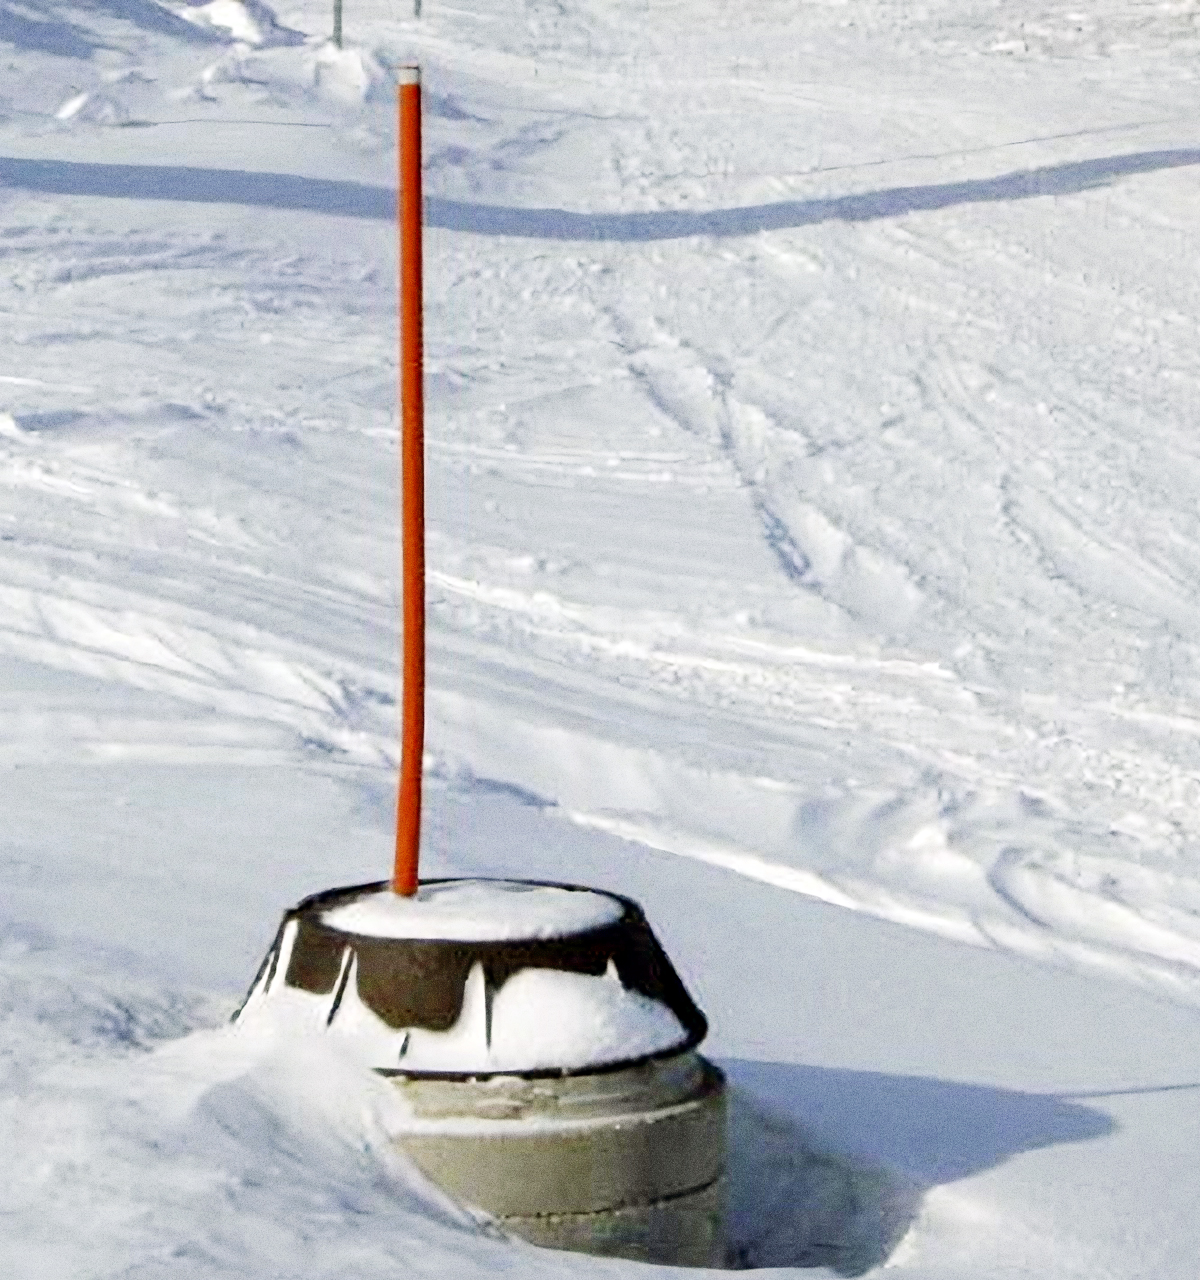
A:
[320,880,625,941]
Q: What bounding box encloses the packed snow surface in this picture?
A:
[321,879,624,939]
[3,0,1200,1275]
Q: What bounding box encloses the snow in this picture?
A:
[173,0,303,47]
[237,922,688,1072]
[2,0,1200,1275]
[180,1,266,45]
[245,883,686,1072]
[486,962,687,1069]
[320,879,625,939]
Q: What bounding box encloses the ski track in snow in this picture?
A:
[0,0,1199,1004]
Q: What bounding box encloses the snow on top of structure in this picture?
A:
[236,921,688,1073]
[486,963,688,1072]
[320,880,625,941]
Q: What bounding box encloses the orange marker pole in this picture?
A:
[393,66,424,897]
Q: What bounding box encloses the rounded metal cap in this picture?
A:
[237,878,708,1079]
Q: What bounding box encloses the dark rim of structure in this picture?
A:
[236,877,708,1081]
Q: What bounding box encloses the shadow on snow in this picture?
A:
[1,148,1198,238]
[0,0,220,58]
[721,1058,1114,1274]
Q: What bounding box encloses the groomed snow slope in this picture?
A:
[1,0,1200,1276]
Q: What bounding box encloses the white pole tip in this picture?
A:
[398,65,420,85]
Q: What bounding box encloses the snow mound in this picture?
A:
[200,40,388,106]
[487,963,688,1072]
[171,0,303,47]
[53,91,129,126]
[309,43,388,106]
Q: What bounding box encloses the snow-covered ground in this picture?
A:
[2,0,1200,1275]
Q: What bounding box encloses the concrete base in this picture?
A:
[502,1176,726,1265]
[388,1050,727,1266]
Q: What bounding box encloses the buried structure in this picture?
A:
[235,68,726,1265]
[236,878,728,1264]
